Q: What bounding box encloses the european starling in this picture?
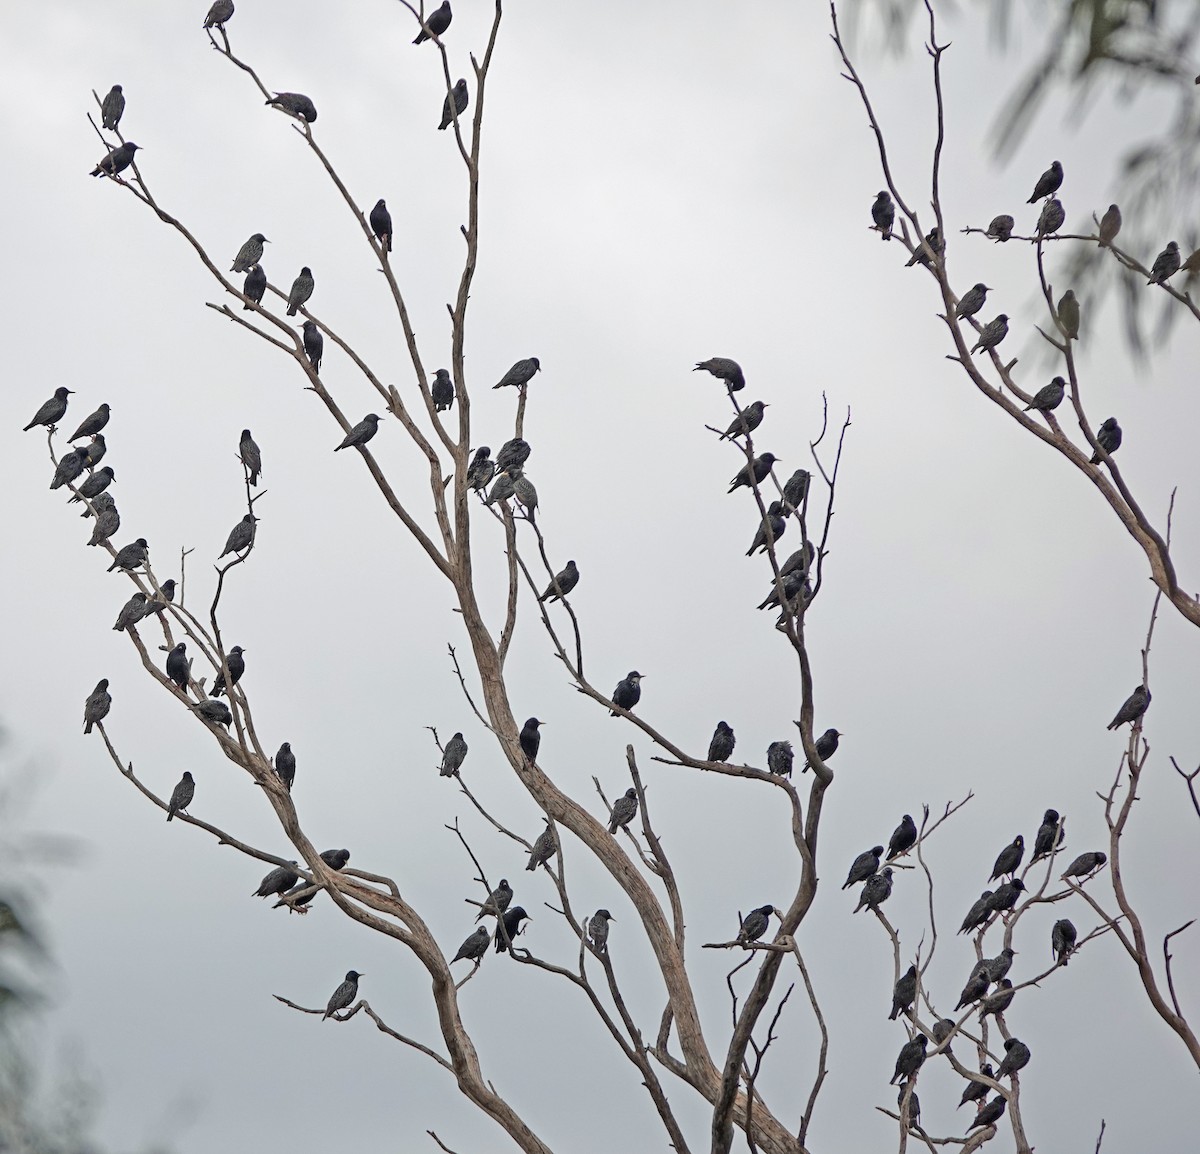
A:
[979,978,1015,1019]
[967,1096,1006,1132]
[140,579,177,619]
[1061,850,1106,880]
[898,1084,920,1128]
[452,927,489,965]
[608,787,639,834]
[996,1037,1031,1079]
[588,908,614,952]
[101,84,124,131]
[49,449,87,490]
[203,0,235,28]
[1147,241,1181,285]
[369,199,393,253]
[90,140,139,177]
[243,264,266,309]
[195,699,233,728]
[758,568,809,612]
[25,387,72,431]
[68,403,110,442]
[890,1035,928,1085]
[1031,808,1064,862]
[302,320,323,372]
[413,0,452,42]
[955,283,990,320]
[985,214,1014,242]
[239,429,262,485]
[254,862,299,898]
[286,267,315,315]
[931,1018,956,1051]
[220,514,257,558]
[106,537,149,572]
[707,721,736,762]
[266,92,317,123]
[842,845,883,890]
[230,233,267,273]
[802,727,841,772]
[439,79,469,130]
[781,541,816,578]
[166,772,194,821]
[989,835,1024,881]
[610,672,643,716]
[519,717,543,761]
[513,474,538,521]
[728,452,778,494]
[493,358,541,390]
[905,227,942,267]
[1037,198,1065,237]
[466,447,495,491]
[87,501,120,547]
[275,742,296,789]
[737,904,773,946]
[1023,377,1065,413]
[1057,289,1080,339]
[693,357,745,392]
[969,315,1009,354]
[81,492,115,519]
[211,646,246,697]
[720,400,768,440]
[958,891,994,935]
[1107,684,1149,729]
[71,466,115,504]
[978,947,1016,983]
[854,867,893,913]
[112,592,146,631]
[746,505,786,556]
[1098,204,1122,247]
[957,1064,994,1109]
[1052,918,1077,965]
[431,369,454,412]
[335,414,382,451]
[320,848,350,870]
[165,642,189,690]
[475,879,513,922]
[1089,417,1122,464]
[890,964,917,1020]
[275,882,321,909]
[540,560,579,602]
[526,822,557,871]
[767,740,794,777]
[494,905,529,953]
[80,434,107,469]
[323,971,362,1020]
[83,679,111,733]
[886,814,917,861]
[495,438,531,471]
[1027,160,1063,203]
[954,969,989,1011]
[871,190,894,239]
[988,879,1025,914]
[440,732,468,776]
[485,468,518,507]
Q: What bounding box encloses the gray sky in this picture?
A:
[2,1,1198,1151]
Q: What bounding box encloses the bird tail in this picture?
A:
[287,305,298,316]
[166,810,174,822]
[84,721,93,734]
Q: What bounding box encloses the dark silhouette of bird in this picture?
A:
[842,846,883,890]
[336,414,382,451]
[204,0,234,28]
[254,862,299,898]
[431,369,454,412]
[890,1035,928,1085]
[49,449,87,491]
[323,971,362,1020]
[475,879,513,922]
[101,84,125,131]
[167,772,194,821]
[608,787,638,834]
[728,453,778,494]
[802,727,841,772]
[988,879,1025,915]
[887,814,917,861]
[87,501,120,547]
[231,233,268,273]
[484,468,518,507]
[954,969,989,1011]
[513,474,538,521]
[931,1018,955,1051]
[985,214,1014,242]
[369,199,393,252]
[767,740,794,777]
[1089,417,1122,464]
[978,947,1016,984]
[439,79,468,129]
[707,721,736,762]
[997,1037,1030,1079]
[758,568,809,612]
[781,541,816,577]
[1037,198,1065,236]
[958,891,994,935]
[266,93,317,122]
[220,514,257,558]
[540,560,579,602]
[106,538,149,572]
[737,904,773,946]
[967,1096,1006,1132]
[286,267,314,315]
[301,321,323,372]
[694,357,745,392]
[195,699,233,728]
[979,978,1015,1019]
[1057,289,1080,339]
[1052,918,1077,965]
[165,642,189,690]
[80,434,107,470]
[588,908,614,952]
[493,358,541,389]
[854,867,893,913]
[239,429,262,485]
[466,447,494,491]
[451,926,489,965]
[140,579,177,619]
[1107,684,1149,729]
[1061,850,1106,880]
[71,466,115,504]
[905,227,942,267]
[890,964,917,1020]
[1148,241,1181,285]
[414,0,452,42]
[90,141,139,177]
[68,403,110,442]
[211,646,245,697]
[970,315,1008,354]
[1031,808,1064,862]
[495,438,531,472]
[81,492,114,520]
[1027,160,1063,203]
[955,283,990,320]
[958,1066,994,1109]
[746,504,787,556]
[526,822,557,871]
[898,1083,920,1128]
[1098,204,1122,247]
[610,671,643,716]
[320,848,350,870]
[871,190,894,239]
[243,264,266,309]
[494,906,529,953]
[113,593,146,632]
[990,836,1024,881]
[519,717,543,761]
[275,742,296,790]
[440,732,468,776]
[1023,377,1065,413]
[83,679,111,733]
[721,400,768,440]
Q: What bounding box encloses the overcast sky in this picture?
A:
[2,1,1198,1151]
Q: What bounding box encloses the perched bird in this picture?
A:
[266,92,317,123]
[140,579,177,619]
[588,909,614,952]
[519,717,543,761]
[90,140,139,177]
[967,1096,1006,1132]
[203,0,234,28]
[1061,850,1107,880]
[955,283,990,320]
[802,727,841,772]
[989,835,1024,881]
[320,848,350,870]
[195,699,233,728]
[996,1037,1031,1079]
[784,466,812,509]
[767,740,794,777]
[440,732,468,776]
[1023,377,1065,413]
[166,772,195,821]
[985,214,1014,242]
[737,904,774,946]
[608,787,639,834]
[275,742,296,790]
[451,926,489,965]
[1098,204,1122,247]
[957,1065,994,1109]
[302,320,323,372]
[70,466,115,504]
[494,905,530,953]
[890,964,917,1020]
[979,978,1015,1019]
[979,947,1016,983]
[49,449,87,491]
[106,537,149,572]
[239,429,262,485]
[165,642,189,690]
[958,891,994,935]
[887,814,917,861]
[242,264,266,309]
[1147,241,1181,285]
[871,190,894,239]
[842,845,883,890]
[898,1084,920,1128]
[1027,160,1063,203]
[220,514,257,558]
[728,452,779,494]
[475,879,513,922]
[230,233,267,273]
[758,568,810,612]
[1107,684,1149,729]
[693,357,745,392]
[905,227,942,267]
[969,315,1009,354]
[493,357,541,390]
[87,501,120,547]
[439,79,469,130]
[890,1035,928,1085]
[988,878,1025,914]
[254,862,299,898]
[112,592,147,631]
[931,1018,956,1051]
[526,822,557,871]
[1037,197,1066,237]
[431,369,454,412]
[101,84,125,131]
[1052,918,1078,965]
[323,971,362,1020]
[466,447,495,491]
[954,969,989,1011]
[1057,289,1080,339]
[335,414,382,451]
[25,387,73,431]
[81,434,107,469]
[369,199,393,253]
[512,474,538,521]
[746,503,786,556]
[720,400,768,441]
[413,0,452,42]
[539,560,579,602]
[495,438,531,471]
[484,469,518,507]
[1031,808,1064,862]
[286,267,315,315]
[1089,417,1122,464]
[610,671,643,716]
[81,492,115,519]
[854,867,893,914]
[707,721,736,762]
[83,679,111,734]
[68,403,110,442]
[211,646,246,697]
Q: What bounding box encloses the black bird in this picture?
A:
[254,862,299,898]
[83,679,111,733]
[439,79,469,130]
[970,315,1009,354]
[1037,197,1066,237]
[369,199,393,253]
[588,909,614,952]
[802,727,841,771]
[707,721,736,762]
[997,1037,1031,1079]
[81,492,114,520]
[886,814,917,861]
[440,732,468,776]
[1089,417,1122,464]
[746,503,787,556]
[68,403,110,442]
[988,879,1025,915]
[781,541,815,577]
[220,514,257,558]
[842,845,883,890]
[166,772,194,821]
[26,387,74,431]
[451,926,489,965]
[737,904,774,946]
[610,671,643,716]
[905,227,942,267]
[49,449,87,490]
[87,501,120,547]
[302,321,323,372]
[854,867,893,914]
[890,964,917,1020]
[204,0,234,28]
[1107,684,1149,729]
[475,879,513,922]
[954,969,989,1011]
[931,1018,956,1051]
[275,742,296,790]
[286,267,314,315]
[267,92,317,123]
[140,579,177,619]
[413,0,452,42]
[211,646,246,697]
[985,214,1014,242]
[519,717,543,761]
[493,358,541,389]
[898,1084,920,1128]
[958,891,994,935]
[1031,808,1064,862]
[231,233,268,273]
[513,474,538,521]
[165,642,189,690]
[112,592,147,632]
[957,1064,994,1109]
[466,447,495,491]
[955,283,990,320]
[1061,850,1107,880]
[608,787,639,834]
[101,84,125,131]
[539,560,579,602]
[1058,289,1080,339]
[484,468,518,507]
[1148,241,1181,285]
[977,947,1016,984]
[1098,204,1122,247]
[979,978,1015,1019]
[757,568,809,612]
[70,466,115,504]
[967,1097,1006,1132]
[767,740,794,777]
[494,905,529,953]
[890,1035,928,1085]
[323,971,362,1020]
[526,822,557,871]
[90,140,139,178]
[495,438,531,471]
[243,264,266,309]
[239,429,262,485]
[431,368,454,412]
[1027,160,1063,203]
[694,357,745,392]
[720,400,768,440]
[990,835,1024,881]
[871,190,894,239]
[320,848,350,870]
[728,452,778,494]
[1052,918,1077,965]
[1023,376,1065,413]
[106,537,149,572]
[81,434,107,469]
[335,414,382,451]
[195,699,233,728]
